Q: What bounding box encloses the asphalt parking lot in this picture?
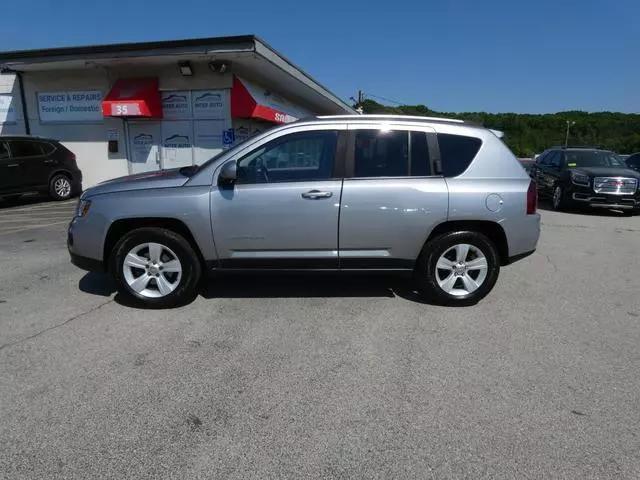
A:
[1,197,639,479]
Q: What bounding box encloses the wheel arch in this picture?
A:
[424,220,509,265]
[103,217,205,271]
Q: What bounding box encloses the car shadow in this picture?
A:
[0,193,70,209]
[537,199,635,217]
[80,271,453,309]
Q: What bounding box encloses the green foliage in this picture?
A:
[359,99,640,157]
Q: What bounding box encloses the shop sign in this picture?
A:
[193,90,227,119]
[0,94,17,124]
[161,91,191,119]
[37,90,103,123]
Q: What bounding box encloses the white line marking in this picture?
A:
[0,221,69,235]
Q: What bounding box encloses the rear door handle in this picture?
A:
[301,190,333,199]
[7,163,19,167]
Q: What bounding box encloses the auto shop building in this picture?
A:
[0,35,354,188]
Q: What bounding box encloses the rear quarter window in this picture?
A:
[438,133,482,177]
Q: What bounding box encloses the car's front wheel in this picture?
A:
[415,231,500,306]
[112,227,202,308]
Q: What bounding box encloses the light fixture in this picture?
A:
[208,60,231,73]
[178,61,193,76]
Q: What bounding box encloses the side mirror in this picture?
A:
[219,161,237,185]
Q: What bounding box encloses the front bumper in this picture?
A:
[568,184,639,210]
[67,216,105,272]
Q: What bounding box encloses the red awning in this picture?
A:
[102,78,162,118]
[231,76,304,124]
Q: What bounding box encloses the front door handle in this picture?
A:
[7,163,19,167]
[301,190,333,199]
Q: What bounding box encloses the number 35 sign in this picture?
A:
[110,103,142,116]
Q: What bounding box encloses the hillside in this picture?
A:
[359,99,640,157]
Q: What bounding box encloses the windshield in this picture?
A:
[565,150,626,168]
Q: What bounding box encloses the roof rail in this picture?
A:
[551,145,604,150]
[316,114,466,124]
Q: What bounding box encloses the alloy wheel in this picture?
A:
[54,178,71,198]
[435,243,488,296]
[122,242,182,298]
[553,186,562,209]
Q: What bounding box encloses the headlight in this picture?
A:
[75,199,92,217]
[570,171,590,186]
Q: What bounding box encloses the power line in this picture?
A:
[364,93,408,106]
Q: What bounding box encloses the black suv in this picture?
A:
[0,136,82,201]
[531,147,640,213]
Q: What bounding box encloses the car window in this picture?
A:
[0,141,9,160]
[9,140,43,158]
[39,142,56,155]
[536,152,549,165]
[437,133,482,177]
[354,130,409,177]
[550,151,562,168]
[236,130,338,184]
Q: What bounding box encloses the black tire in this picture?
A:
[112,227,202,308]
[415,231,500,307]
[49,174,73,200]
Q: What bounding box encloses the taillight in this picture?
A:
[527,180,537,214]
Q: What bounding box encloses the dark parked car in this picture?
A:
[626,152,640,173]
[0,136,82,201]
[530,147,640,213]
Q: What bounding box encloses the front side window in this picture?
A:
[9,140,43,158]
[438,133,482,177]
[236,130,337,184]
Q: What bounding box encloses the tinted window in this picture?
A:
[410,132,431,176]
[39,142,56,155]
[550,151,562,168]
[438,133,482,177]
[564,150,627,168]
[9,140,43,158]
[236,130,337,184]
[536,152,549,165]
[354,130,408,177]
[0,142,9,160]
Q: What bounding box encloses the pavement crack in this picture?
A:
[0,299,114,352]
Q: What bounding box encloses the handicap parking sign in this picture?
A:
[223,128,235,147]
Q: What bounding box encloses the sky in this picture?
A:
[1,0,638,114]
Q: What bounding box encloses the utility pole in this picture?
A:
[565,120,575,148]
[351,90,365,114]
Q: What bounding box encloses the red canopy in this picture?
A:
[102,78,162,118]
[231,76,302,124]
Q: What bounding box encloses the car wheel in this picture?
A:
[112,227,202,308]
[552,184,567,211]
[415,231,500,307]
[49,174,73,200]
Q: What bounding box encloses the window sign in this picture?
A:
[192,90,228,119]
[161,120,193,169]
[37,91,103,123]
[161,91,191,119]
[0,94,17,124]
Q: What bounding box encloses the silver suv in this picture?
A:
[68,115,540,307]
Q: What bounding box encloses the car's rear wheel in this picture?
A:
[112,227,202,308]
[552,184,568,211]
[49,174,73,200]
[415,231,500,306]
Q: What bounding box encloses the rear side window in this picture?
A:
[39,142,56,155]
[9,140,43,158]
[437,133,482,177]
[353,130,432,177]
